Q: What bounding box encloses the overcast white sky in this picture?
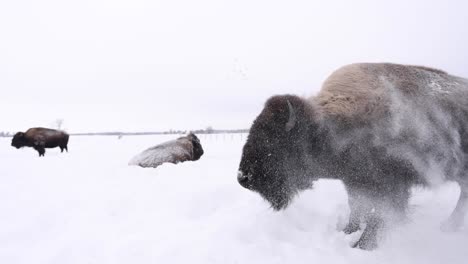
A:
[1,0,467,132]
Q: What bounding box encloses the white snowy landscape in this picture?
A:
[1,134,467,264]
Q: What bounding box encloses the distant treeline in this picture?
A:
[0,129,249,137]
[0,132,12,137]
[71,129,249,136]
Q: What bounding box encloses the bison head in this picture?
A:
[238,95,317,210]
[11,132,27,149]
[188,132,204,160]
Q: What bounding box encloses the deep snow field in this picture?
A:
[0,134,467,264]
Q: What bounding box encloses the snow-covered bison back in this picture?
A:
[237,63,468,250]
[129,133,204,168]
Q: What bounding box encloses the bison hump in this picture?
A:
[312,63,453,123]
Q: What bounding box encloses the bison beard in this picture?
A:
[237,63,468,250]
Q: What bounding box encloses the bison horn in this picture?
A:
[285,100,296,131]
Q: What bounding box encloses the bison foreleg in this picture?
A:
[347,194,384,250]
[352,212,383,250]
[343,193,369,234]
[343,217,361,234]
[343,189,376,234]
[33,140,46,157]
[34,146,45,157]
[351,185,410,250]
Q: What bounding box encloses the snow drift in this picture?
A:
[0,134,467,264]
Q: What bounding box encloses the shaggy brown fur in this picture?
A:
[238,62,468,250]
[11,127,69,157]
[312,63,453,124]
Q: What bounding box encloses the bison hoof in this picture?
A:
[352,236,378,251]
[343,222,361,234]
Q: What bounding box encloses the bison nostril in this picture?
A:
[237,171,250,184]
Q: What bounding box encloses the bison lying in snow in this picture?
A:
[129,133,204,168]
[11,127,69,157]
[237,63,468,250]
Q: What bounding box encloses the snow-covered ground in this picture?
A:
[0,134,467,264]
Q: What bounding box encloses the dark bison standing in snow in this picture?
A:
[129,132,204,168]
[11,127,69,157]
[238,63,468,250]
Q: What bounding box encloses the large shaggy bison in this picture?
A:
[237,63,468,250]
[129,132,204,168]
[11,127,69,157]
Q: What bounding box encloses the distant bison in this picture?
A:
[238,63,468,250]
[11,127,69,157]
[129,132,204,168]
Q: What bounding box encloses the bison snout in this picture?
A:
[237,171,252,188]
